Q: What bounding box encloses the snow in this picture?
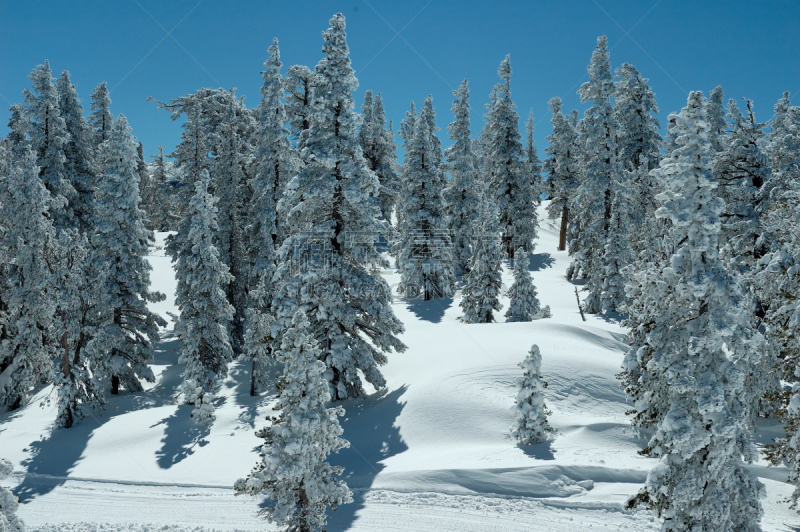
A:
[1,204,796,531]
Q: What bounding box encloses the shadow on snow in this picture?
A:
[325,385,408,532]
[14,335,182,502]
[404,296,453,324]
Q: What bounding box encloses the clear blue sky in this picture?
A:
[1,0,799,161]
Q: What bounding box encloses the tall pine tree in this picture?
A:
[273,14,405,400]
[443,79,480,277]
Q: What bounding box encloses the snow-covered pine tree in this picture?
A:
[359,90,401,222]
[766,92,794,175]
[235,311,352,531]
[572,36,625,313]
[89,81,114,145]
[395,95,455,300]
[164,104,210,267]
[174,173,234,416]
[135,142,152,225]
[707,85,728,154]
[0,459,25,532]
[483,55,537,258]
[57,70,97,233]
[274,14,405,401]
[460,191,503,323]
[505,248,548,322]
[524,110,543,204]
[624,91,767,530]
[714,98,770,273]
[443,79,480,277]
[399,101,416,152]
[51,229,103,428]
[0,148,56,409]
[392,100,417,237]
[22,61,76,229]
[244,37,295,396]
[757,107,800,504]
[147,146,171,231]
[759,194,800,507]
[284,64,315,150]
[6,103,28,153]
[512,344,552,445]
[92,115,166,395]
[544,97,580,252]
[613,63,662,258]
[212,95,253,358]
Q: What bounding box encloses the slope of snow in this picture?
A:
[0,202,796,531]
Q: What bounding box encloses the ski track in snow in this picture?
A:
[2,205,799,531]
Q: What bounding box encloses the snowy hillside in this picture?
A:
[0,203,795,531]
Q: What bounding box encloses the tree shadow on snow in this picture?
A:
[519,440,556,460]
[527,252,555,272]
[324,385,409,532]
[228,359,280,430]
[13,412,95,503]
[152,404,212,469]
[404,296,453,324]
[14,336,184,503]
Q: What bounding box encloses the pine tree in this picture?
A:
[460,192,503,323]
[89,81,114,145]
[614,63,662,259]
[573,36,625,313]
[274,14,405,401]
[212,96,253,358]
[57,70,97,233]
[766,92,794,175]
[524,110,543,204]
[395,95,455,300]
[147,146,171,231]
[174,173,234,417]
[757,109,800,504]
[6,103,28,153]
[483,55,536,258]
[235,311,352,531]
[505,248,548,322]
[51,229,103,428]
[22,61,76,228]
[392,100,417,236]
[707,85,728,154]
[135,142,152,225]
[165,105,210,271]
[624,92,766,530]
[245,37,295,395]
[512,345,552,445]
[284,64,315,149]
[0,148,56,409]
[714,98,770,272]
[91,116,166,395]
[443,79,480,277]
[544,97,580,252]
[0,459,25,532]
[360,91,401,222]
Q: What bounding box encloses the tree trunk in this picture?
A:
[298,486,311,532]
[559,204,569,251]
[111,374,120,395]
[61,331,73,428]
[250,359,257,397]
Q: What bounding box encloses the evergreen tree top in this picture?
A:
[498,54,512,86]
[579,36,614,105]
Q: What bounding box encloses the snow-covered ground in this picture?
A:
[1,202,796,531]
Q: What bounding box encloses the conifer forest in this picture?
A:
[1,8,800,532]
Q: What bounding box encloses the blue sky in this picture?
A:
[1,0,799,161]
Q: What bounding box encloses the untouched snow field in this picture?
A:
[1,202,797,531]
